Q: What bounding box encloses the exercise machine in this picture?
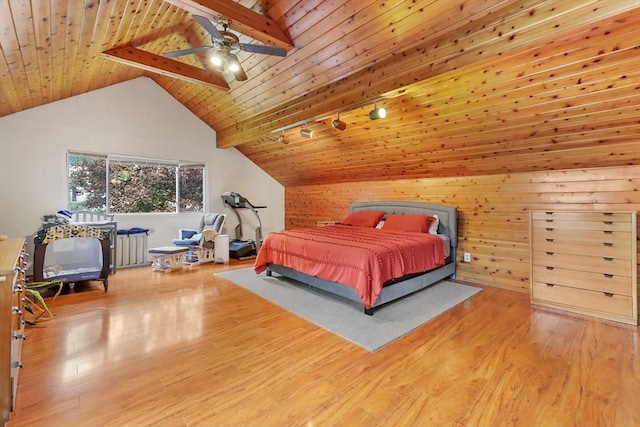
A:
[221,192,266,259]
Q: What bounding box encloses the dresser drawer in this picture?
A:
[531,211,633,223]
[532,251,633,276]
[532,265,632,296]
[532,281,633,318]
[531,227,631,243]
[532,234,632,259]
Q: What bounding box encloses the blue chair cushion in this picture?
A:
[172,237,200,247]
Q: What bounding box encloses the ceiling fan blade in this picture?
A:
[232,65,248,81]
[163,46,210,58]
[239,43,287,57]
[192,15,223,40]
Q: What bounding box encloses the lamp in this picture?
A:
[369,103,386,120]
[300,128,313,138]
[332,113,347,131]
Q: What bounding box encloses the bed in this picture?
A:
[254,201,457,315]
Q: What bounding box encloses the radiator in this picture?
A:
[116,233,148,268]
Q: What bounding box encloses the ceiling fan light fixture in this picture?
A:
[369,104,386,120]
[164,15,288,83]
[211,51,224,68]
[227,54,241,72]
[300,128,313,138]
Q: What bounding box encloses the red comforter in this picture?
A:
[254,225,445,308]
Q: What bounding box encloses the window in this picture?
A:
[68,152,204,213]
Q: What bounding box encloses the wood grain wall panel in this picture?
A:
[0,1,638,196]
[285,165,640,293]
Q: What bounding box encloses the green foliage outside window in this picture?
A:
[68,152,204,213]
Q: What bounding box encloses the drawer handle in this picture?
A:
[546,219,554,223]
[546,266,555,270]
[603,221,613,225]
[603,242,613,247]
[603,230,613,235]
[546,251,554,255]
[546,283,555,287]
[603,292,614,297]
[603,257,613,261]
[546,238,554,242]
[545,212,554,215]
[546,228,554,231]
[603,212,613,216]
[604,274,614,279]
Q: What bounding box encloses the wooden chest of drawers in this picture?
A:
[1,239,27,423]
[530,211,638,325]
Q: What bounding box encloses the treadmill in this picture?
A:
[221,192,266,259]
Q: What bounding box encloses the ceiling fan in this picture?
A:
[164,15,288,82]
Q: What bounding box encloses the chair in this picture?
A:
[172,213,226,266]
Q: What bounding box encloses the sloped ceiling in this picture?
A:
[1,0,638,186]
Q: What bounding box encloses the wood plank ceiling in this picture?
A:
[1,0,638,187]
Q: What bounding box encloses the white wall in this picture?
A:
[0,77,284,252]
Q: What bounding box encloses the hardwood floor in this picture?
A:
[7,261,640,427]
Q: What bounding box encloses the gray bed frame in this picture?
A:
[266,201,458,315]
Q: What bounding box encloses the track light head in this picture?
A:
[277,133,289,144]
[369,104,386,120]
[332,118,347,131]
[300,128,313,138]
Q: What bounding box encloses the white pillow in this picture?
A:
[428,215,439,234]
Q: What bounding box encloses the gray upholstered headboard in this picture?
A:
[350,201,458,248]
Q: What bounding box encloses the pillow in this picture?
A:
[341,211,385,227]
[428,214,440,234]
[382,214,436,233]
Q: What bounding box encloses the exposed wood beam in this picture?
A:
[101,46,229,91]
[165,0,294,50]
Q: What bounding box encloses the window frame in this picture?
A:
[67,151,205,214]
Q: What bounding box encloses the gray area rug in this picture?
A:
[216,268,482,352]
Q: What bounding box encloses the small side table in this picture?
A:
[148,246,189,272]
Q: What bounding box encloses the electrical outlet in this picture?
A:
[463,252,471,262]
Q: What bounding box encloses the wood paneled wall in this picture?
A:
[285,165,640,293]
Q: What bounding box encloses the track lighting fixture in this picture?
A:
[369,103,386,120]
[300,127,313,138]
[270,97,394,136]
[332,113,347,131]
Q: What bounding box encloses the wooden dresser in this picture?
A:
[530,211,638,325]
[0,239,27,424]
